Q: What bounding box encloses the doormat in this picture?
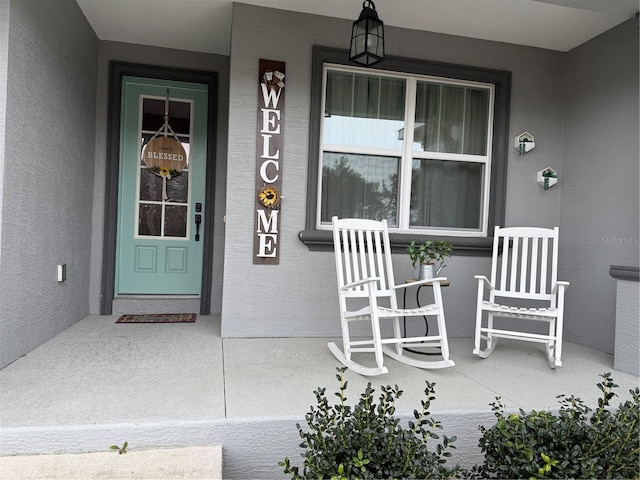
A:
[116,313,197,324]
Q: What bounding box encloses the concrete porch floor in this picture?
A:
[1,315,638,478]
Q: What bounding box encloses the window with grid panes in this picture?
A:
[320,66,492,235]
[300,47,511,250]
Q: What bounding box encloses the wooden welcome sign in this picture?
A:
[253,59,285,265]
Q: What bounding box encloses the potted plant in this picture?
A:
[407,239,452,280]
[540,167,557,190]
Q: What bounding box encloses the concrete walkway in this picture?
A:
[0,446,222,480]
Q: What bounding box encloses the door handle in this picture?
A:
[195,214,202,241]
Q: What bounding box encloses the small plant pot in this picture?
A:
[419,264,436,280]
[537,167,558,190]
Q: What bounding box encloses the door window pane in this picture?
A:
[138,204,161,236]
[139,168,163,202]
[164,205,188,237]
[142,98,191,135]
[321,152,398,224]
[165,172,189,203]
[137,97,191,239]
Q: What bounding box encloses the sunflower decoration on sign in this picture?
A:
[258,185,281,209]
[141,89,188,201]
[157,167,172,178]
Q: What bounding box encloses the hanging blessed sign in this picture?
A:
[253,59,285,265]
[143,136,187,172]
[141,89,188,201]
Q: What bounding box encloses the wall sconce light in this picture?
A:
[515,131,535,155]
[349,0,385,66]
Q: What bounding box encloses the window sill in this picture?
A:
[298,229,494,256]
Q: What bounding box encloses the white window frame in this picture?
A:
[317,64,495,237]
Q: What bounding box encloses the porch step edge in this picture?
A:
[0,413,495,479]
[0,446,222,480]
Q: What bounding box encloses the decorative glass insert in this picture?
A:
[137,97,192,238]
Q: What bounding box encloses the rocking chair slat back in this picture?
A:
[491,226,559,301]
[333,218,394,297]
[474,225,569,368]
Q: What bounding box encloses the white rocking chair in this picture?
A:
[328,216,455,376]
[474,226,569,368]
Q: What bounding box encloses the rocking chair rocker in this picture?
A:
[474,226,569,368]
[328,216,455,376]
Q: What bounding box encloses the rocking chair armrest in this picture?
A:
[551,280,570,293]
[392,277,448,290]
[475,275,494,289]
[341,277,380,290]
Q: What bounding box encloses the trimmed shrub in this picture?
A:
[473,373,640,479]
[280,367,461,479]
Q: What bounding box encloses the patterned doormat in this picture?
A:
[116,313,197,324]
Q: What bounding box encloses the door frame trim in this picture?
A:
[101,62,218,315]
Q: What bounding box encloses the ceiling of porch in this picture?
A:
[76,0,638,56]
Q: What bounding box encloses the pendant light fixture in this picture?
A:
[349,0,385,66]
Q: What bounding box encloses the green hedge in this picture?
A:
[282,369,639,480]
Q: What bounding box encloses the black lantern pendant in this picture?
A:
[349,0,385,66]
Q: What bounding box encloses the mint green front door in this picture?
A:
[116,77,208,295]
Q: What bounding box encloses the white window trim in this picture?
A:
[316,63,495,237]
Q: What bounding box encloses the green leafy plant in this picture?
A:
[518,138,532,155]
[110,441,128,454]
[473,373,640,479]
[407,240,453,268]
[280,367,460,479]
[541,168,557,190]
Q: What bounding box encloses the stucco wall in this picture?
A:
[0,0,8,256]
[0,0,98,368]
[222,3,566,339]
[88,42,230,315]
[560,18,639,354]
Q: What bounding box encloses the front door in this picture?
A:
[116,77,208,295]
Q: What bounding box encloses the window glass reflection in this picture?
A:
[142,98,191,135]
[414,83,489,155]
[321,152,398,225]
[165,173,189,203]
[410,159,483,229]
[138,204,161,236]
[324,71,405,150]
[139,169,163,202]
[164,205,187,237]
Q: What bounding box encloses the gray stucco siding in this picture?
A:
[221,4,569,339]
[560,18,639,353]
[0,0,98,368]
